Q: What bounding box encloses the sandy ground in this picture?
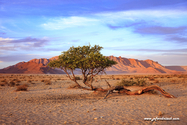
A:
[0,74,187,125]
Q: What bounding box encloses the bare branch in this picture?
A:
[105,80,111,88]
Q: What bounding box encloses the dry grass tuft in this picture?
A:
[9,81,16,87]
[44,80,51,85]
[0,82,7,86]
[0,79,8,86]
[27,80,32,83]
[117,79,147,86]
[16,84,28,91]
[154,80,159,83]
[75,76,81,80]
[148,77,155,81]
[40,79,45,82]
[1,79,7,82]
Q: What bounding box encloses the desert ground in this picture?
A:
[0,73,187,125]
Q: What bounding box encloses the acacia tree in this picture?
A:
[48,45,117,91]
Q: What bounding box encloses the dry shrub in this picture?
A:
[171,80,176,83]
[117,79,147,86]
[117,79,136,86]
[136,79,147,86]
[44,80,51,85]
[75,76,81,80]
[0,82,7,86]
[9,81,16,87]
[41,79,45,82]
[115,78,120,80]
[1,79,7,82]
[148,77,155,81]
[27,80,32,83]
[16,84,28,91]
[154,80,159,83]
[13,79,21,83]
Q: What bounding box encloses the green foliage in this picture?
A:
[48,45,117,71]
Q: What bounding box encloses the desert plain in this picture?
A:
[0,73,187,125]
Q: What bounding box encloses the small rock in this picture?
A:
[100,116,104,119]
[94,117,98,120]
[158,111,163,116]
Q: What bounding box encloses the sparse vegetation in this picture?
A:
[75,76,81,80]
[116,79,146,86]
[116,79,137,86]
[148,77,155,81]
[44,80,51,85]
[9,81,16,87]
[16,84,28,91]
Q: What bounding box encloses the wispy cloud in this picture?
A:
[0,54,48,62]
[165,35,187,43]
[96,9,187,20]
[134,26,187,35]
[106,20,146,30]
[0,37,49,51]
[41,16,98,30]
[108,47,187,53]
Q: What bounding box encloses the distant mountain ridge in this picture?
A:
[0,57,64,74]
[107,56,185,74]
[0,56,186,74]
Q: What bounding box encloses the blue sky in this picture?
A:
[0,0,187,69]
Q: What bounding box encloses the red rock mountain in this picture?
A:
[0,57,64,74]
[107,56,182,74]
[0,56,186,74]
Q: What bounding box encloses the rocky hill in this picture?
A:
[107,56,182,74]
[0,58,64,74]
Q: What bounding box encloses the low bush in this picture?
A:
[75,76,81,80]
[116,79,137,86]
[148,77,155,81]
[136,79,147,86]
[41,79,45,82]
[0,82,7,86]
[117,79,147,86]
[16,84,28,91]
[44,80,51,85]
[9,81,16,87]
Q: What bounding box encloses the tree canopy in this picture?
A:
[48,45,117,90]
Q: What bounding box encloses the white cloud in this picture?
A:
[94,9,187,26]
[96,9,187,19]
[41,16,98,30]
[0,37,12,41]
